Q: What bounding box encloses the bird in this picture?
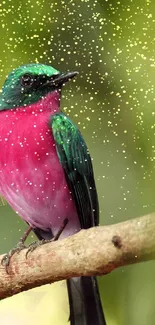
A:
[0,63,106,325]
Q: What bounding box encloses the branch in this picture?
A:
[0,212,155,300]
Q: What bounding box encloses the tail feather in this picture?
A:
[67,276,106,325]
[67,277,87,325]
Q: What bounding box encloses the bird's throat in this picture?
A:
[16,90,61,115]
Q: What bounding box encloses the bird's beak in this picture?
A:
[47,71,79,87]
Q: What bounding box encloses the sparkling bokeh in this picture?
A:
[0,1,155,325]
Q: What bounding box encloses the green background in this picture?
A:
[0,0,155,324]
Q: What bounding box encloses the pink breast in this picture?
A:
[0,93,80,238]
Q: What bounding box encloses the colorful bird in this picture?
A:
[0,64,106,325]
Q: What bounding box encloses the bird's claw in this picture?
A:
[25,239,50,259]
[26,218,69,258]
[1,242,26,273]
[2,218,69,271]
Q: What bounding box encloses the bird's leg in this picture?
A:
[26,218,69,258]
[53,217,68,241]
[1,225,33,272]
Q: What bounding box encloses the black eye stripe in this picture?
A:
[20,73,61,89]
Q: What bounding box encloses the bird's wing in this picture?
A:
[50,112,99,228]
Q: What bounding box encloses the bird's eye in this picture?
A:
[21,74,34,87]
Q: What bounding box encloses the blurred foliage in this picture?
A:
[0,0,155,324]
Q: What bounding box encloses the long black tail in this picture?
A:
[67,276,106,325]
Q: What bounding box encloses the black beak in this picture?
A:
[47,71,79,88]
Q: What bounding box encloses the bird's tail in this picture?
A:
[67,276,106,325]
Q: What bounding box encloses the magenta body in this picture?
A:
[0,91,80,238]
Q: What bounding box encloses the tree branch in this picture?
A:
[0,212,155,300]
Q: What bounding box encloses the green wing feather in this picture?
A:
[50,113,99,229]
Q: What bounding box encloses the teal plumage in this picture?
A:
[51,113,99,228]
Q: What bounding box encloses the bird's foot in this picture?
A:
[1,225,32,273]
[1,241,26,273]
[25,239,49,258]
[26,218,68,258]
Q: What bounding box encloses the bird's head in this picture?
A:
[0,64,78,110]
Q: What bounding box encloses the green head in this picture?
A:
[0,64,78,110]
